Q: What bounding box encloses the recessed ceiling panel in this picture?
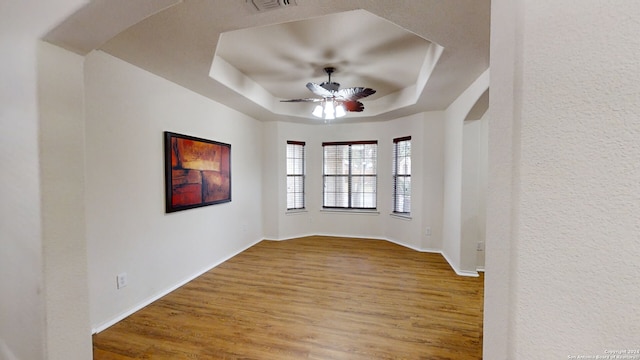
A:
[213,9,433,101]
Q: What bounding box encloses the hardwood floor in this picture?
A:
[93,236,484,359]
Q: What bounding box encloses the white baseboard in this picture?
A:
[92,237,263,334]
[310,232,386,241]
[419,247,444,254]
[271,234,479,277]
[263,233,318,241]
[439,250,479,277]
[382,236,427,252]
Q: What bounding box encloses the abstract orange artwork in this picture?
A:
[164,132,231,212]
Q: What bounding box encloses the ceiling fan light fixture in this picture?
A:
[324,100,335,119]
[311,100,346,120]
[312,104,323,118]
[283,66,376,121]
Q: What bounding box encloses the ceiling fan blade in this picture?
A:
[280,98,323,103]
[342,100,365,112]
[306,82,334,98]
[335,87,376,101]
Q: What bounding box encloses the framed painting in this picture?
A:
[164,131,231,213]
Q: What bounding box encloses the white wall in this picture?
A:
[486,1,640,358]
[261,78,488,264]
[477,113,488,270]
[442,70,489,276]
[442,110,463,271]
[261,113,445,252]
[463,112,489,272]
[462,117,486,272]
[381,114,428,250]
[262,122,280,239]
[38,41,93,360]
[483,0,519,356]
[420,111,446,251]
[0,1,89,359]
[84,51,264,331]
[265,120,388,240]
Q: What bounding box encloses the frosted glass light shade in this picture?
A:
[324,101,335,119]
[312,105,323,118]
[311,100,346,120]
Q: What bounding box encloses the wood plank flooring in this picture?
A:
[93,236,484,359]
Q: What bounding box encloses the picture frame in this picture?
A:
[164,131,231,213]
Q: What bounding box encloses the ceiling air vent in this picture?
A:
[246,0,297,12]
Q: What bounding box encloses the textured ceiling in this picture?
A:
[45,0,490,124]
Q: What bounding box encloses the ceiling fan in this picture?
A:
[280,67,376,119]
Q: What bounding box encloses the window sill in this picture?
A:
[390,213,412,220]
[286,209,308,215]
[320,208,380,215]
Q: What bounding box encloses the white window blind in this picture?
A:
[286,141,305,210]
[323,141,377,209]
[393,136,411,214]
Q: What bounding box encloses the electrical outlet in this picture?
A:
[477,242,485,251]
[425,227,431,236]
[116,273,128,289]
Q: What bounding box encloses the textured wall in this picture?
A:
[484,0,519,357]
[487,0,640,358]
[0,1,88,359]
[39,41,93,360]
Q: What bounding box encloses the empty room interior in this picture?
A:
[3,1,639,359]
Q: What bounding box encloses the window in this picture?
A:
[323,141,377,209]
[393,136,411,214]
[286,141,305,210]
